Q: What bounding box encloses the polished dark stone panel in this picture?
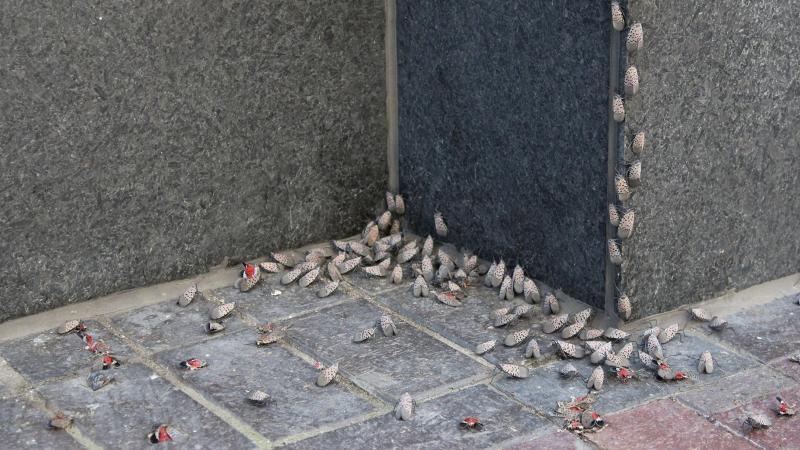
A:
[0,0,386,321]
[397,0,611,308]
[621,1,800,317]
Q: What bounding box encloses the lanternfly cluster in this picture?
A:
[609,2,647,322]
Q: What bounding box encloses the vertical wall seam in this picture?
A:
[385,0,400,193]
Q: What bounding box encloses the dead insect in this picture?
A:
[379,315,398,337]
[210,302,236,320]
[559,363,579,379]
[413,275,429,297]
[87,371,115,391]
[395,392,415,420]
[612,94,625,122]
[632,131,646,155]
[543,292,561,315]
[435,291,463,307]
[624,65,639,96]
[247,390,271,407]
[317,280,340,298]
[316,362,339,387]
[259,261,284,273]
[99,354,121,370]
[579,329,604,340]
[775,396,796,416]
[608,239,623,265]
[497,363,530,379]
[298,267,320,287]
[698,351,714,374]
[459,416,485,432]
[617,209,635,239]
[608,203,620,227]
[602,327,630,341]
[205,321,225,334]
[614,173,630,202]
[178,283,198,307]
[179,358,207,370]
[614,367,638,382]
[504,329,530,347]
[543,313,569,334]
[523,278,540,303]
[57,319,85,335]
[352,327,377,343]
[587,366,605,390]
[148,424,174,444]
[553,340,585,359]
[626,22,644,53]
[628,159,642,186]
[48,412,72,430]
[434,211,448,237]
[525,339,542,359]
[475,340,497,355]
[611,1,624,31]
[744,412,772,432]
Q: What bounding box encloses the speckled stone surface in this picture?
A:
[153,330,376,442]
[0,320,133,384]
[396,1,610,308]
[36,363,255,449]
[621,1,800,317]
[0,394,81,449]
[0,0,387,321]
[283,385,553,450]
[284,300,490,401]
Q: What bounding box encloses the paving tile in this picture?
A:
[716,294,800,362]
[492,356,669,415]
[35,362,254,449]
[770,357,800,383]
[284,300,490,401]
[109,297,247,353]
[373,284,561,366]
[713,388,800,450]
[210,272,353,322]
[677,366,798,415]
[153,330,376,442]
[0,393,81,449]
[283,385,552,450]
[586,399,757,449]
[0,320,133,384]
[498,429,588,450]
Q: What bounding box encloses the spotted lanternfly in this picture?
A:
[435,291,463,307]
[271,252,295,267]
[513,304,533,318]
[332,251,347,266]
[744,413,772,432]
[394,194,406,214]
[421,255,434,282]
[396,246,417,264]
[525,339,542,359]
[658,323,680,344]
[554,340,586,359]
[421,235,434,257]
[628,159,642,186]
[364,224,379,247]
[247,390,270,407]
[494,313,518,328]
[512,265,525,294]
[698,351,714,374]
[256,332,283,346]
[438,249,454,269]
[98,354,121,370]
[389,265,403,284]
[641,326,661,339]
[148,424,173,444]
[210,302,235,320]
[326,262,342,282]
[638,350,657,370]
[543,292,561,315]
[590,344,612,364]
[617,209,635,239]
[560,363,579,379]
[499,276,513,300]
[459,416,484,432]
[776,396,796,416]
[434,211,448,237]
[317,280,340,298]
[498,363,530,379]
[377,258,392,271]
[349,241,371,257]
[627,22,643,53]
[614,174,630,202]
[543,313,569,334]
[87,371,114,391]
[579,328,604,340]
[608,239,623,265]
[493,259,506,288]
[523,278,540,303]
[708,316,729,332]
[632,131,646,155]
[655,361,675,381]
[617,342,634,360]
[645,333,665,360]
[363,265,386,278]
[179,358,207,370]
[603,327,629,341]
[205,321,225,334]
[395,392,415,420]
[435,264,452,285]
[377,211,392,232]
[338,257,362,274]
[316,362,339,387]
[624,65,639,96]
[475,339,497,355]
[484,261,497,287]
[444,281,464,298]
[613,94,625,122]
[48,412,72,430]
[571,308,593,325]
[305,249,327,264]
[299,267,320,287]
[462,255,478,274]
[178,284,198,307]
[791,353,800,364]
[281,267,305,285]
[259,261,283,273]
[689,308,712,322]
[616,293,632,320]
[385,191,396,212]
[584,340,609,353]
[504,329,530,347]
[57,319,85,335]
[615,367,637,382]
[562,321,586,340]
[587,366,605,390]
[332,240,350,252]
[352,327,377,343]
[379,315,397,337]
[608,203,620,227]
[413,275,429,297]
[604,352,630,369]
[610,1,624,31]
[493,307,512,318]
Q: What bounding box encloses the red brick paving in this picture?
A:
[502,429,585,450]
[770,357,800,384]
[586,399,757,450]
[714,388,800,450]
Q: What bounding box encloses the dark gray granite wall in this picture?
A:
[397,1,611,307]
[0,0,386,321]
[621,1,800,317]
